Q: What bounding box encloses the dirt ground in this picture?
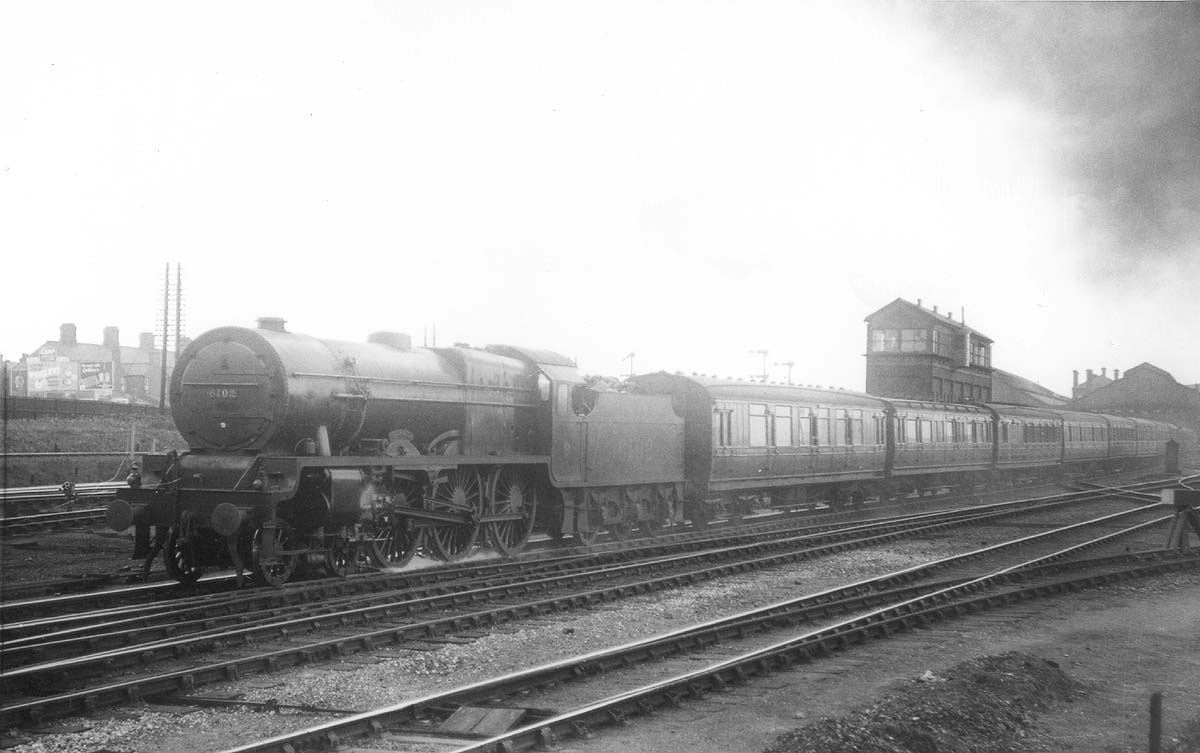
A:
[564,573,1200,753]
[3,526,1198,753]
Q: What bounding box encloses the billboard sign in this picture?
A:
[27,357,77,394]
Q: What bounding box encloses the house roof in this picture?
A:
[990,368,1070,407]
[864,298,993,343]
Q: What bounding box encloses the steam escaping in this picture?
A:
[922,2,1200,281]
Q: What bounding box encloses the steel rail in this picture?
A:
[0,478,1103,628]
[1,485,1147,669]
[0,508,108,537]
[214,523,1198,753]
[449,552,1197,753]
[0,496,1173,727]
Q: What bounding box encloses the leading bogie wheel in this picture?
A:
[426,468,483,562]
[164,526,204,584]
[251,524,298,586]
[324,537,355,578]
[367,520,421,569]
[486,468,538,556]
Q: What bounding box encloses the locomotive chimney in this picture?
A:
[257,317,288,333]
[60,323,77,345]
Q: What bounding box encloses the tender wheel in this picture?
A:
[574,497,603,546]
[486,468,538,557]
[252,524,298,586]
[324,537,354,578]
[367,520,420,568]
[163,527,204,584]
[426,469,483,562]
[602,499,635,541]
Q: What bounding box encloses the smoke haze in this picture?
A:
[923,2,1200,285]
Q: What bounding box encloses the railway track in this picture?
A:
[0,480,125,513]
[2,476,1169,629]
[213,534,1199,752]
[0,478,1187,728]
[0,507,110,537]
[0,470,1178,608]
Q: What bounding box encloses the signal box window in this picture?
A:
[749,404,769,447]
[932,328,951,358]
[900,329,928,352]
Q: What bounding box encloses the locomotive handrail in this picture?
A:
[290,372,535,392]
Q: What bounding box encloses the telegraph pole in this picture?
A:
[160,263,169,412]
[174,264,183,364]
[623,353,636,378]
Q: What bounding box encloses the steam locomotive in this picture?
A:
[106,318,1184,585]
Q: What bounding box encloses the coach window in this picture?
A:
[796,407,813,446]
[816,408,831,445]
[715,409,733,448]
[749,404,770,447]
[774,406,793,447]
[903,417,919,443]
[834,409,850,444]
[873,415,886,445]
[852,410,865,446]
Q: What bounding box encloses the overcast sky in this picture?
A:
[2,1,1197,396]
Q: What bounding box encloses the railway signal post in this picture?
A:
[1161,488,1200,549]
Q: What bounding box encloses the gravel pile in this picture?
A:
[762,652,1085,753]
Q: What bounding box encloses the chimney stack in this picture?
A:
[1114,369,1120,380]
[60,323,77,345]
[103,326,120,348]
[1101,367,1107,378]
[1073,370,1079,388]
[1087,369,1094,381]
[139,332,156,350]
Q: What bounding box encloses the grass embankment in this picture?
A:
[2,415,186,487]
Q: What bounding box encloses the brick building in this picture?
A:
[864,298,994,403]
[1069,362,1200,436]
[6,323,184,405]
